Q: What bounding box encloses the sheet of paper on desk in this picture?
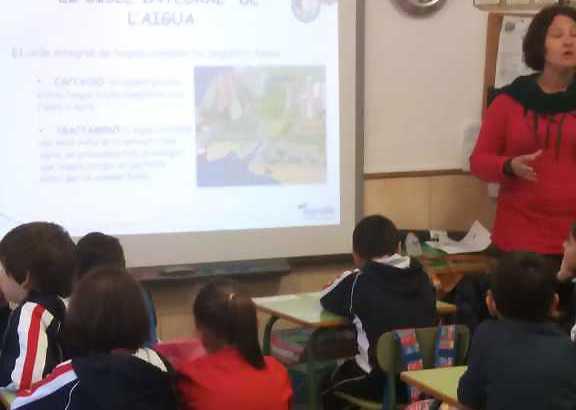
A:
[426,221,491,254]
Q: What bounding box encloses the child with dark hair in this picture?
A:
[0,222,76,391]
[75,232,158,345]
[320,215,436,409]
[11,268,178,410]
[557,222,576,340]
[76,232,125,276]
[458,252,576,410]
[176,280,292,410]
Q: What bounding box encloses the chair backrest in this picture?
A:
[375,325,469,409]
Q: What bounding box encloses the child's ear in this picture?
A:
[21,272,32,290]
[485,290,499,318]
[549,293,560,318]
[352,252,364,268]
[556,250,576,282]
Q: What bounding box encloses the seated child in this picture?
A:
[11,268,178,410]
[557,222,576,337]
[176,280,292,410]
[76,232,158,345]
[458,252,576,410]
[0,222,76,390]
[320,214,436,409]
[76,232,127,274]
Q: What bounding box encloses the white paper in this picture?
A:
[495,16,535,88]
[426,221,492,254]
[429,230,449,242]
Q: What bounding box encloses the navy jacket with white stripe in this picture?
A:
[0,292,67,391]
[11,349,178,410]
[320,257,436,373]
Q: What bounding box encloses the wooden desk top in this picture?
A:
[400,366,467,407]
[253,292,457,328]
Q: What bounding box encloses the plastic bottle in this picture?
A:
[404,232,422,257]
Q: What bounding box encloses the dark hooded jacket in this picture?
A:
[11,348,178,410]
[321,257,436,373]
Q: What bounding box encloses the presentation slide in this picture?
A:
[0,0,341,237]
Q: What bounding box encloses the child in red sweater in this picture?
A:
[176,280,292,410]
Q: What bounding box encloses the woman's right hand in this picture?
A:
[509,150,542,181]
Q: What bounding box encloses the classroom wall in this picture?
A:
[364,0,487,172]
[365,174,496,231]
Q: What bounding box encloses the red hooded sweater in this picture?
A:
[470,93,576,255]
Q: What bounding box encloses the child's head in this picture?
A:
[193,280,264,369]
[64,267,149,356]
[352,215,400,266]
[0,222,76,303]
[76,232,126,279]
[487,252,557,322]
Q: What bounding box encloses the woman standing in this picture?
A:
[471,5,576,257]
[471,5,576,321]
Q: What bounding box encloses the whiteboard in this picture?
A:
[363,1,487,173]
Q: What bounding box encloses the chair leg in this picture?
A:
[262,316,279,355]
[305,329,322,410]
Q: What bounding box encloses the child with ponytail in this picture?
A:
[176,280,292,410]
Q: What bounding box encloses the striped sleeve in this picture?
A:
[319,270,359,318]
[319,269,358,297]
[12,361,78,410]
[9,303,55,391]
[132,348,168,372]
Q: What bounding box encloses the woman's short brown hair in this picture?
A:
[523,5,576,71]
[64,268,149,356]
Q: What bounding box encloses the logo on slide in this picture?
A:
[297,202,334,220]
[291,0,321,23]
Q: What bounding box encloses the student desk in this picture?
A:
[418,244,495,297]
[400,366,467,408]
[253,292,457,410]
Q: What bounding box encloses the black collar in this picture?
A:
[496,74,576,115]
